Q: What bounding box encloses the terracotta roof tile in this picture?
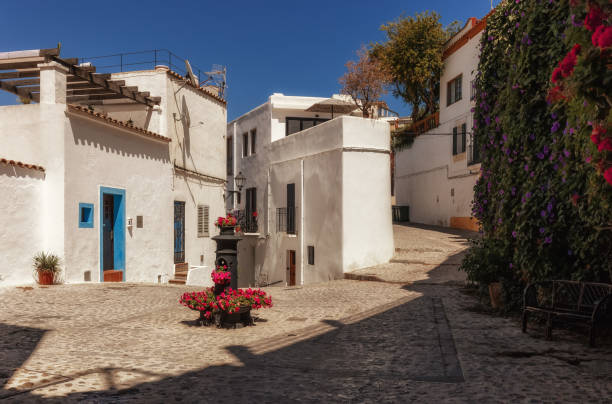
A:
[0,158,45,172]
[166,70,227,105]
[66,105,171,143]
[443,8,496,60]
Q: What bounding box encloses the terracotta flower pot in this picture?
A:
[489,282,503,309]
[38,271,54,285]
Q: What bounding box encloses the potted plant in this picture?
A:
[215,213,237,235]
[33,251,61,285]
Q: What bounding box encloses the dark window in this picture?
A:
[136,215,143,228]
[287,183,295,234]
[227,136,233,175]
[246,187,257,217]
[461,123,467,154]
[452,124,467,155]
[308,246,314,265]
[285,117,329,136]
[250,129,256,154]
[242,132,249,157]
[447,75,462,106]
[79,203,94,228]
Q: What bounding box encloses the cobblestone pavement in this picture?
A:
[1,224,611,403]
[347,224,476,284]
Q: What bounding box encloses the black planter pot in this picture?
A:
[219,225,236,236]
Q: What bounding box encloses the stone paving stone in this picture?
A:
[0,224,610,402]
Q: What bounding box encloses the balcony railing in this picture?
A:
[410,111,439,135]
[276,207,296,235]
[468,133,481,166]
[233,210,259,233]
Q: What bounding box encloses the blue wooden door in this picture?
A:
[174,201,185,263]
[103,194,114,269]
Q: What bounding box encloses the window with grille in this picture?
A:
[197,205,209,237]
[308,246,314,265]
[250,129,256,154]
[242,132,249,157]
[452,123,467,155]
[447,75,462,106]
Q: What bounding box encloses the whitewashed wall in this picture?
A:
[0,104,66,286]
[394,25,482,227]
[229,105,393,286]
[0,165,45,285]
[63,114,174,283]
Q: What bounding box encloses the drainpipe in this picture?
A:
[300,158,305,285]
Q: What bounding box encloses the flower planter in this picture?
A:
[220,225,236,236]
[489,282,503,309]
[38,271,54,285]
[214,306,253,328]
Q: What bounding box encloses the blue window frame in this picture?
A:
[79,203,94,228]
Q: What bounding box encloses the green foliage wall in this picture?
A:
[463,0,612,307]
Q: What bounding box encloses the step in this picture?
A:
[103,270,123,282]
[168,279,186,285]
[174,272,188,279]
[175,262,189,272]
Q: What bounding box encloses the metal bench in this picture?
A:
[522,280,612,346]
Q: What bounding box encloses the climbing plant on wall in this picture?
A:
[461,0,612,309]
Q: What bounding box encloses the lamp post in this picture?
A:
[225,171,246,205]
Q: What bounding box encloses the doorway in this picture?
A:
[174,201,186,263]
[287,250,296,286]
[99,187,126,281]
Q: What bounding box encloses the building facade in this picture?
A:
[227,94,394,286]
[0,49,226,286]
[394,16,487,231]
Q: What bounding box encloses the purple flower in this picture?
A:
[544,236,553,244]
[511,187,516,195]
[539,227,546,234]
[551,121,561,132]
[563,149,570,157]
[529,133,535,140]
[537,152,545,159]
[498,218,502,224]
[547,202,553,212]
[499,190,505,195]
[541,210,547,218]
[512,231,517,238]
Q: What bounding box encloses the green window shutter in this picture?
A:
[452,126,458,155]
[461,123,467,153]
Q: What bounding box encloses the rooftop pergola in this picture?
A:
[0,47,161,107]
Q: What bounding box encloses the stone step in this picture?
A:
[175,262,189,272]
[168,279,186,285]
[174,272,188,279]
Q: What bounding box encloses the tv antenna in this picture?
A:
[201,64,227,98]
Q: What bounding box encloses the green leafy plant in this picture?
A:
[462,0,612,309]
[33,251,61,273]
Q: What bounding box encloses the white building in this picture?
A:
[226,94,394,286]
[394,16,488,231]
[0,48,226,286]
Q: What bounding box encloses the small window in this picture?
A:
[308,246,315,265]
[79,203,94,228]
[227,136,234,175]
[250,129,256,154]
[452,124,467,155]
[447,75,462,106]
[197,205,210,237]
[136,215,143,228]
[242,132,249,157]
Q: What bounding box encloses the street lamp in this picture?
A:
[234,171,246,191]
[225,172,246,203]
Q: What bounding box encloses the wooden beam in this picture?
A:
[147,96,162,103]
[4,78,40,87]
[67,82,98,89]
[0,57,45,70]
[0,69,40,79]
[67,93,126,102]
[50,56,159,107]
[67,88,118,96]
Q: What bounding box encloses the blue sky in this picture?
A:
[0,0,500,120]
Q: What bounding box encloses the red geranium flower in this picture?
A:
[598,138,612,152]
[584,3,604,32]
[604,167,612,186]
[591,126,604,145]
[592,25,612,49]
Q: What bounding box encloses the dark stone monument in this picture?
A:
[212,225,242,291]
